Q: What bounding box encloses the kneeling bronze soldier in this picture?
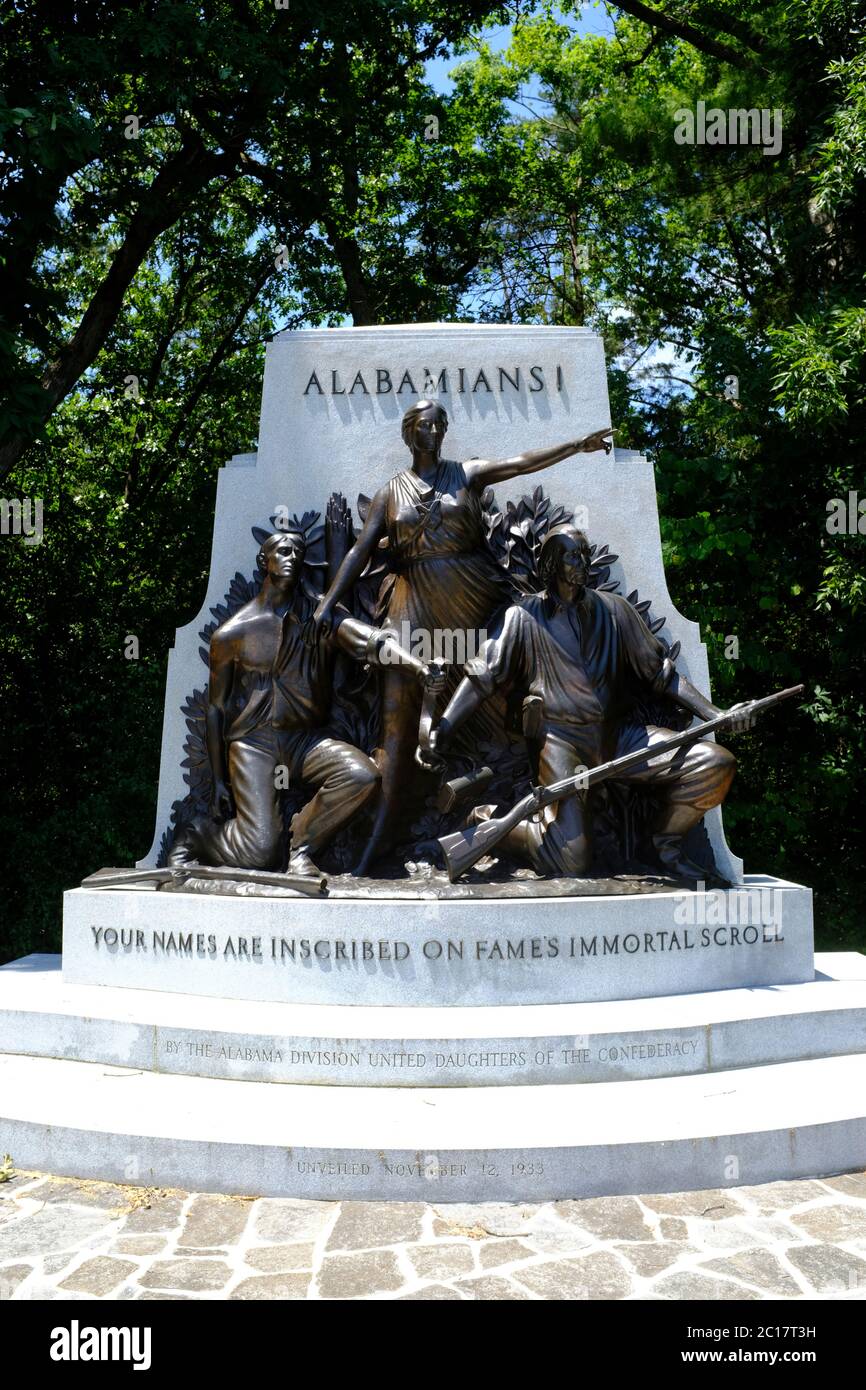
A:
[170,529,441,878]
[426,524,754,883]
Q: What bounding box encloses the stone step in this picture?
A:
[2,1050,866,1202]
[3,953,866,1088]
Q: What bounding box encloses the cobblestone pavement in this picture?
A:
[2,1170,866,1300]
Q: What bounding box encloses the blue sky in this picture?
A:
[425,3,615,95]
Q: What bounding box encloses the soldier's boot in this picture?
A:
[652,804,729,888]
[166,821,206,868]
[287,844,322,879]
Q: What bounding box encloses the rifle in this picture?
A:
[438,684,805,882]
[82,863,327,897]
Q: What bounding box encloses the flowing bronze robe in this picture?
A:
[375,459,512,643]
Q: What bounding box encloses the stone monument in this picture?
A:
[2,323,865,1201]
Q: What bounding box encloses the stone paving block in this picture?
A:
[173,1247,229,1257]
[138,1291,191,1300]
[785,1243,866,1294]
[326,1202,425,1251]
[455,1276,532,1300]
[20,1285,92,1301]
[121,1194,185,1234]
[514,1252,633,1301]
[253,1199,335,1244]
[698,1248,803,1297]
[113,1236,167,1257]
[38,1179,127,1211]
[555,1197,654,1242]
[432,1217,486,1240]
[659,1218,689,1240]
[0,1175,41,1198]
[820,1172,866,1199]
[405,1242,475,1280]
[0,1264,32,1297]
[230,1273,311,1300]
[683,1215,801,1251]
[653,1271,762,1300]
[44,1254,77,1276]
[524,1211,595,1256]
[739,1214,810,1242]
[138,1259,233,1292]
[432,1203,539,1237]
[790,1204,866,1243]
[400,1284,463,1300]
[638,1190,744,1219]
[317,1250,404,1298]
[479,1239,535,1269]
[615,1242,695,1277]
[59,1257,137,1296]
[244,1244,316,1273]
[179,1195,251,1248]
[735,1180,829,1211]
[0,1206,117,1261]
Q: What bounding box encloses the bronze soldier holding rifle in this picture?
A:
[422,524,759,883]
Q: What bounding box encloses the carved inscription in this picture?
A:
[301,364,565,397]
[290,1156,546,1183]
[88,926,785,960]
[159,1034,705,1079]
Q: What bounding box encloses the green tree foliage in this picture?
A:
[446,0,865,944]
[0,0,509,957]
[0,0,508,479]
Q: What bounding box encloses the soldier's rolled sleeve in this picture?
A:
[363,627,387,664]
[464,605,529,695]
[614,595,674,693]
[651,655,676,696]
[331,609,374,662]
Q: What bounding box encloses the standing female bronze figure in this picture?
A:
[309,399,613,871]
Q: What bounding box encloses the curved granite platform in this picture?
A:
[3,952,866,1089]
[2,1050,866,1202]
[2,950,866,1199]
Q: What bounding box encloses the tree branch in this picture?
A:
[646,369,743,407]
[122,241,204,502]
[684,3,767,55]
[0,135,232,485]
[136,261,275,504]
[610,0,762,70]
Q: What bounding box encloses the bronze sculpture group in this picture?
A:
[167,399,772,889]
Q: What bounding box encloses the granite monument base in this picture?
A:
[3,875,862,1200]
[61,875,814,1007]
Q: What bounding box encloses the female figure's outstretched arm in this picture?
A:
[462,427,614,489]
[308,488,388,639]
